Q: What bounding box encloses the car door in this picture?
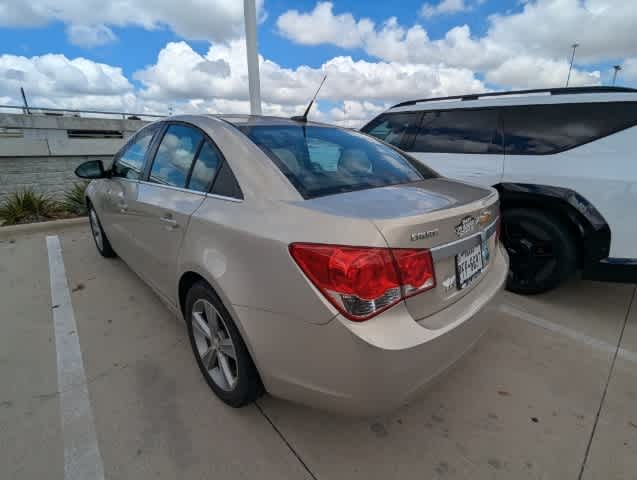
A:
[128,123,224,302]
[100,124,161,261]
[405,108,504,187]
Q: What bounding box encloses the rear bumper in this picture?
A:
[583,257,637,283]
[236,244,509,415]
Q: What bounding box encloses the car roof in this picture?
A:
[210,114,332,128]
[386,86,637,113]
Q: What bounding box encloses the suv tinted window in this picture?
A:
[112,126,158,179]
[188,141,222,193]
[150,124,203,187]
[503,102,637,155]
[411,109,502,154]
[362,112,420,148]
[240,125,433,199]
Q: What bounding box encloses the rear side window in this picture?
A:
[361,112,420,148]
[112,126,158,180]
[410,109,502,154]
[503,102,637,155]
[150,124,203,187]
[240,125,433,199]
[211,162,243,199]
[188,142,222,193]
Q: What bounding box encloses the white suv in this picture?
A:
[361,86,637,294]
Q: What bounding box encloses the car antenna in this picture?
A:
[291,75,327,122]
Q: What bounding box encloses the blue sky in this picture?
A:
[0,0,635,125]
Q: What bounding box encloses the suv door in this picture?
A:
[129,123,224,303]
[381,109,504,187]
[101,123,160,259]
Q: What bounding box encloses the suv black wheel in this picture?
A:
[185,281,263,407]
[502,208,577,295]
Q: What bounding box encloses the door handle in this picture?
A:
[159,214,179,229]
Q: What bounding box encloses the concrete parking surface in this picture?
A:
[1,223,636,480]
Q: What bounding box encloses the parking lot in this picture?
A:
[1,222,635,480]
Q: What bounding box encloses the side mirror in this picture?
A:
[75,160,107,179]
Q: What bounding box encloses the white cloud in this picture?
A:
[328,101,387,128]
[622,59,637,83]
[0,0,265,45]
[277,0,637,89]
[485,56,600,88]
[133,39,486,125]
[420,0,470,18]
[66,24,117,47]
[0,53,138,113]
[276,2,372,48]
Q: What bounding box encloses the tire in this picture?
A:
[88,205,116,258]
[502,208,577,295]
[185,281,263,407]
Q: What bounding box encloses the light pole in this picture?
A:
[244,0,262,115]
[612,65,622,86]
[565,43,579,87]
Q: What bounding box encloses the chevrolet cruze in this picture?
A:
[75,115,508,415]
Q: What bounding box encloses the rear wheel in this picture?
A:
[502,208,577,295]
[185,281,263,407]
[88,205,116,258]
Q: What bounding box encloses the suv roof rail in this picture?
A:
[391,86,637,109]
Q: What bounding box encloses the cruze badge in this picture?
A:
[410,229,439,241]
[455,216,477,237]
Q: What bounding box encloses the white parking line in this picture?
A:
[499,303,637,364]
[46,235,105,480]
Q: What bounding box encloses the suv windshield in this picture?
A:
[239,125,435,199]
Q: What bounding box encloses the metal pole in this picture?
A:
[565,43,579,87]
[20,87,30,114]
[612,65,622,85]
[243,0,262,115]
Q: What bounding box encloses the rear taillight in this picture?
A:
[289,243,436,321]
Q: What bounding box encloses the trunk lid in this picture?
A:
[302,178,500,325]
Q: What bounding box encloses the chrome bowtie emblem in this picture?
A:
[455,216,477,237]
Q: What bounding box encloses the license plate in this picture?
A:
[456,244,484,289]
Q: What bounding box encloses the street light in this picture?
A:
[244,0,262,115]
[565,43,579,87]
[612,65,622,86]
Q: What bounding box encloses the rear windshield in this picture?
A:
[239,125,435,199]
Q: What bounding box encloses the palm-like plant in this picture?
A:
[0,189,61,225]
[62,183,89,216]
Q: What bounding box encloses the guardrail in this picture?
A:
[0,104,166,120]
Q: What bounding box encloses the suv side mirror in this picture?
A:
[75,160,107,179]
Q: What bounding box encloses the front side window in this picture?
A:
[240,125,434,199]
[149,124,204,188]
[362,112,420,148]
[411,109,502,154]
[112,126,158,179]
[503,102,637,155]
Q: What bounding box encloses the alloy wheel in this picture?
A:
[90,208,104,252]
[191,298,238,391]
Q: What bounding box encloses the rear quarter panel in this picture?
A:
[177,196,388,327]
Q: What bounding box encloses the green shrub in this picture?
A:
[0,189,62,225]
[62,183,89,216]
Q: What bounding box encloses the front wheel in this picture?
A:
[502,208,577,295]
[88,205,116,258]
